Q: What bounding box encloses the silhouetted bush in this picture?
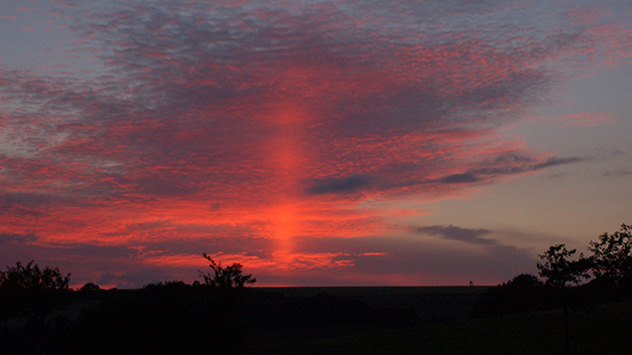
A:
[469,274,551,318]
[79,282,101,292]
[0,260,71,323]
[199,253,256,289]
[0,261,74,354]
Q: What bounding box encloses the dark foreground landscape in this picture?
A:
[1,282,630,354]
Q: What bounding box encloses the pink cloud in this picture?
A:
[556,112,617,127]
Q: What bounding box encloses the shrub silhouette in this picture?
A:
[79,282,101,292]
[0,261,72,354]
[0,260,70,292]
[198,253,256,288]
[0,260,70,322]
[469,273,549,318]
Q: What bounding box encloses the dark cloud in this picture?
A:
[472,155,582,178]
[1,192,54,206]
[0,192,49,217]
[531,157,582,170]
[439,173,480,185]
[414,225,496,245]
[431,154,581,187]
[305,174,370,195]
[50,243,140,259]
[0,232,39,244]
[603,169,632,177]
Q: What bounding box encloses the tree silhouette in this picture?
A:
[589,223,632,287]
[537,244,591,287]
[0,260,71,323]
[198,253,256,289]
[537,244,592,354]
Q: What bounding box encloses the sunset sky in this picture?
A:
[1,0,631,288]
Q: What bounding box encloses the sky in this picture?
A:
[1,0,631,288]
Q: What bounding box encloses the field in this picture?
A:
[241,286,488,351]
[2,285,630,354]
[257,286,489,323]
[275,300,632,354]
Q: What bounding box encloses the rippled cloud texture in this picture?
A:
[1,0,631,287]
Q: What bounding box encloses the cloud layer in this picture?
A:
[1,0,630,286]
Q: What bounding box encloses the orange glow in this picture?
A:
[263,98,312,256]
[269,202,298,253]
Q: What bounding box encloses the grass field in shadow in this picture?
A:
[285,300,632,354]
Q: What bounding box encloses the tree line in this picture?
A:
[0,254,259,353]
[0,253,418,353]
[537,223,632,289]
[470,223,631,354]
[471,223,632,318]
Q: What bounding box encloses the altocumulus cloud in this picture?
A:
[0,0,629,287]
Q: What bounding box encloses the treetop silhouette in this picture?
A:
[537,244,591,287]
[589,223,632,283]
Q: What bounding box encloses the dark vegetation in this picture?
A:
[469,223,632,354]
[1,224,630,354]
[471,223,632,319]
